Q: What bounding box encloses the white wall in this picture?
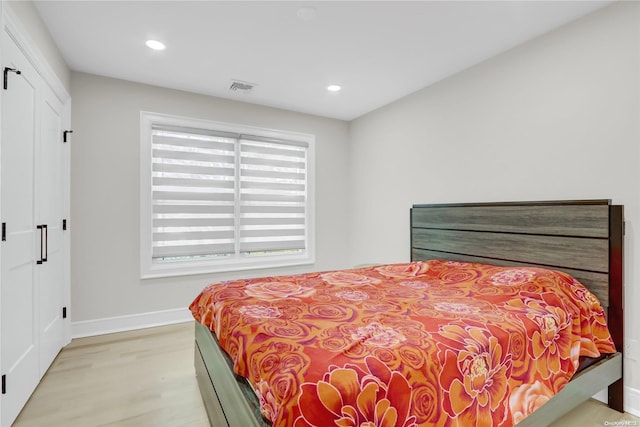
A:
[70,72,351,330]
[348,1,640,414]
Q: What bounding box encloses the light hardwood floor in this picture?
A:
[13,322,208,427]
[13,322,640,427]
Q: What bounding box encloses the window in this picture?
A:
[140,112,314,278]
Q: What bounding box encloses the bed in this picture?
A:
[190,199,624,426]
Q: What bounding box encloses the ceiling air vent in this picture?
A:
[229,80,256,93]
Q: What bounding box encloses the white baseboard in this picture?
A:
[71,308,193,338]
[592,389,607,404]
[627,386,640,417]
[593,385,640,417]
[592,384,640,417]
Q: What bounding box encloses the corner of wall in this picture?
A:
[3,0,71,92]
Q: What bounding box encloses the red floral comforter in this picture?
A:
[189,260,616,427]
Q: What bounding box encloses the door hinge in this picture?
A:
[63,219,67,231]
[2,222,6,241]
[63,130,73,143]
[63,307,67,319]
[2,374,6,394]
[3,67,21,90]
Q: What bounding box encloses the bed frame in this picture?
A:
[194,199,624,426]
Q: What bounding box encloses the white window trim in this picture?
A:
[140,111,315,279]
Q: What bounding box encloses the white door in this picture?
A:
[1,34,40,426]
[36,84,66,374]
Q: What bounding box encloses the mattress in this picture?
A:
[189,260,616,427]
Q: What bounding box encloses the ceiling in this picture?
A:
[34,1,612,121]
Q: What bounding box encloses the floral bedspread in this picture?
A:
[189,260,616,427]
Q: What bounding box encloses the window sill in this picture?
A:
[140,254,315,279]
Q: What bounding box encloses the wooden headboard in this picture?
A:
[410,199,624,408]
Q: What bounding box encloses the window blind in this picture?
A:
[150,126,308,262]
[239,137,308,254]
[151,127,237,260]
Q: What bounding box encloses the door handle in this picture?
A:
[3,67,21,90]
[43,224,48,263]
[36,224,47,264]
[36,225,43,264]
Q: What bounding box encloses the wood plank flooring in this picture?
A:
[13,322,640,427]
[13,322,208,427]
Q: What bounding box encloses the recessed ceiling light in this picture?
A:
[145,40,166,51]
[297,6,317,21]
[327,84,342,92]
